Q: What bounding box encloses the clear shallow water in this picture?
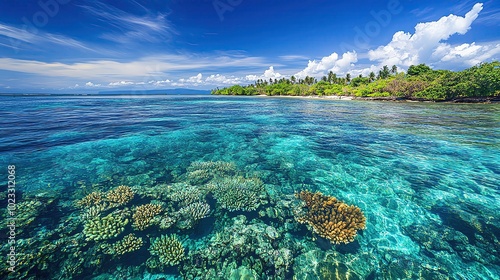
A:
[0,95,499,279]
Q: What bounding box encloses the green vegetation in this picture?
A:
[211,61,500,101]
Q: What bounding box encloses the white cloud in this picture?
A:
[0,22,94,52]
[85,82,101,87]
[151,79,171,86]
[180,73,203,84]
[0,55,267,80]
[279,55,310,61]
[108,81,134,86]
[80,1,174,44]
[205,74,242,84]
[432,42,500,67]
[368,3,484,67]
[246,66,283,81]
[294,52,358,78]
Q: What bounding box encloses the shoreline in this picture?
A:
[253,94,500,104]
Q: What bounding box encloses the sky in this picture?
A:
[0,0,499,93]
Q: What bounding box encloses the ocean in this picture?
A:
[1,95,499,279]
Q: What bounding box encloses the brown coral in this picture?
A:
[132,204,162,230]
[295,190,366,244]
[106,185,134,205]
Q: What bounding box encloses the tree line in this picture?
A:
[211,61,500,101]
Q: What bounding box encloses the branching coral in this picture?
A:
[132,204,162,230]
[108,234,143,256]
[177,201,211,229]
[83,213,129,241]
[149,234,185,266]
[168,184,205,207]
[105,185,134,205]
[210,176,266,212]
[295,190,366,244]
[80,203,107,220]
[76,191,103,207]
[186,161,237,184]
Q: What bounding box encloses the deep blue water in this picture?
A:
[0,95,499,279]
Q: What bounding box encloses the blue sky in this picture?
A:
[0,0,499,93]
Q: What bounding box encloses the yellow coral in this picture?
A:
[132,204,162,230]
[83,213,129,241]
[106,185,134,204]
[110,234,143,255]
[295,190,366,244]
[149,234,184,266]
[76,191,103,207]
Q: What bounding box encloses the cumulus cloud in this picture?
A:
[294,52,358,78]
[246,66,282,81]
[85,82,101,87]
[108,81,134,86]
[205,74,242,85]
[368,3,484,67]
[151,79,171,86]
[180,73,203,84]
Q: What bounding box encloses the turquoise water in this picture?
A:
[0,95,499,279]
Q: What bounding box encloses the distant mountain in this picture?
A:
[98,88,211,95]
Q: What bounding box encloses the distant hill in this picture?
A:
[98,88,211,95]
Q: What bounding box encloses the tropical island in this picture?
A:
[211,61,500,102]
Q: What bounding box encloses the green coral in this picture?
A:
[210,176,267,212]
[83,212,129,241]
[148,234,185,267]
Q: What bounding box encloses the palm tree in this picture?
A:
[369,72,376,82]
[391,65,398,75]
[328,71,336,84]
[291,76,296,84]
[346,73,351,84]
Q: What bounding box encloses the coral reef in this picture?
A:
[132,204,162,230]
[185,161,237,184]
[107,234,143,256]
[210,176,267,212]
[180,215,297,279]
[80,203,107,220]
[105,185,134,205]
[295,190,366,244]
[168,184,205,207]
[83,212,129,241]
[76,191,103,207]
[148,234,185,267]
[177,201,211,229]
[131,183,170,200]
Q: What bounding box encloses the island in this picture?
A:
[211,61,500,102]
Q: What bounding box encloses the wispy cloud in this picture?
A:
[279,55,310,61]
[410,7,434,18]
[79,1,174,44]
[0,22,96,53]
[0,54,268,82]
[475,7,500,25]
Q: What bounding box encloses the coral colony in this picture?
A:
[1,161,369,279]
